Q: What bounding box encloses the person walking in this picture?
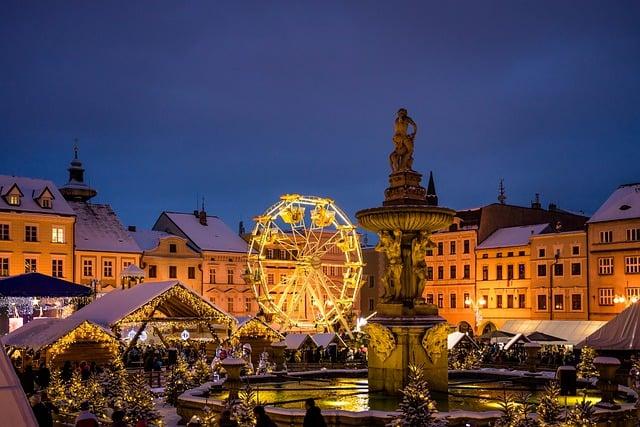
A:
[74,401,99,427]
[253,405,277,427]
[37,362,51,389]
[303,398,327,427]
[218,409,238,427]
[39,391,58,427]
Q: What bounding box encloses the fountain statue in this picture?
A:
[356,108,455,394]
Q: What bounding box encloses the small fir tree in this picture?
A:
[165,355,193,405]
[192,356,212,385]
[67,370,107,416]
[124,371,162,425]
[576,346,598,379]
[495,392,539,427]
[47,369,71,412]
[227,382,257,427]
[392,364,446,427]
[537,382,562,426]
[201,405,217,427]
[563,395,596,427]
[99,359,128,406]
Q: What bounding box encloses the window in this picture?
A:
[496,265,503,280]
[169,266,177,278]
[463,293,470,304]
[463,264,470,279]
[598,258,613,275]
[103,260,113,277]
[245,298,252,312]
[437,294,443,308]
[0,258,8,276]
[571,262,581,276]
[538,248,545,258]
[209,268,216,283]
[537,264,547,277]
[507,294,514,308]
[437,242,443,256]
[496,252,503,258]
[450,293,457,308]
[554,263,564,277]
[0,224,9,240]
[518,264,525,279]
[482,254,488,259]
[463,240,470,254]
[600,230,613,243]
[41,198,51,208]
[51,226,64,243]
[25,225,37,242]
[266,249,274,259]
[426,294,434,305]
[426,267,433,280]
[368,276,375,288]
[149,265,157,278]
[507,252,513,257]
[426,248,433,257]
[599,288,614,306]
[571,294,582,311]
[482,265,488,281]
[518,294,525,308]
[188,266,196,279]
[572,245,580,255]
[496,295,503,308]
[554,294,564,310]
[25,258,37,273]
[537,295,547,311]
[7,194,20,206]
[169,243,177,253]
[368,298,375,311]
[507,265,513,280]
[267,273,274,285]
[52,259,63,278]
[437,266,444,280]
[518,251,525,256]
[227,297,234,312]
[83,259,93,277]
[627,229,640,242]
[450,265,456,279]
[450,241,456,255]
[627,288,640,301]
[483,295,489,306]
[625,256,640,274]
[227,269,234,284]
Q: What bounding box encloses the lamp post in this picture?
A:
[464,297,486,335]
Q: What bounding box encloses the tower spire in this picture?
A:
[426,171,438,206]
[498,178,506,204]
[59,143,97,202]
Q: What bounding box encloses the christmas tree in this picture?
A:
[201,404,217,427]
[192,356,212,385]
[537,381,561,427]
[165,355,193,405]
[228,382,257,427]
[99,359,128,407]
[124,371,162,425]
[494,392,538,427]
[448,346,481,370]
[563,395,596,427]
[391,364,446,427]
[576,346,598,379]
[47,369,71,412]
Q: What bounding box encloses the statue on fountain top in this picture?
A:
[390,108,417,173]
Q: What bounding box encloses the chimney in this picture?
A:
[199,209,208,226]
[128,225,136,232]
[193,210,199,217]
[548,203,557,211]
[238,221,245,235]
[531,193,542,209]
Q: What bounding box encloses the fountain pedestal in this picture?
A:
[220,357,246,401]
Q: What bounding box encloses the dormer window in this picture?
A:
[41,198,51,208]
[7,194,20,206]
[35,187,54,209]
[3,183,23,206]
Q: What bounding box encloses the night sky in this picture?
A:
[1,2,639,233]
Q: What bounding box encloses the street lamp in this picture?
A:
[464,297,486,333]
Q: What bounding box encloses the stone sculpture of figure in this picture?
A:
[411,231,432,301]
[375,229,403,302]
[390,108,417,173]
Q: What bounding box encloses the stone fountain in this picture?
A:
[356,108,455,394]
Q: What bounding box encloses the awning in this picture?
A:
[0,273,91,297]
[478,330,515,340]
[578,302,640,350]
[501,320,606,346]
[527,331,566,343]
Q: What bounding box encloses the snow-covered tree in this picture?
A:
[99,359,128,407]
[537,382,561,426]
[227,382,257,427]
[576,346,598,379]
[67,370,107,416]
[46,369,70,412]
[494,392,538,427]
[124,371,161,425]
[165,355,193,406]
[192,356,212,385]
[563,395,596,427]
[392,363,446,427]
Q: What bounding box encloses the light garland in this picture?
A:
[45,321,121,365]
[232,318,284,342]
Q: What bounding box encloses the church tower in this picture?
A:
[59,145,98,202]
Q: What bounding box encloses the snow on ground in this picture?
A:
[155,397,181,427]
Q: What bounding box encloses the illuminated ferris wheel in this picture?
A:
[247,194,363,334]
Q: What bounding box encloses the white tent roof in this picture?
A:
[2,318,112,350]
[276,333,317,350]
[578,302,640,350]
[120,264,146,278]
[504,333,530,350]
[448,331,479,350]
[501,319,606,345]
[311,333,346,348]
[0,345,37,426]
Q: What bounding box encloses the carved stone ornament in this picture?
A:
[421,323,448,364]
[363,323,396,362]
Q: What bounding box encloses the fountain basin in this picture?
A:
[356,205,455,232]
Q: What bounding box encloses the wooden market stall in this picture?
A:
[230,316,284,365]
[2,317,120,367]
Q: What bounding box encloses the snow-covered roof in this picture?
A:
[476,223,549,249]
[587,183,640,223]
[501,319,606,345]
[448,331,479,350]
[2,317,112,350]
[130,229,173,251]
[160,212,248,253]
[69,280,234,328]
[578,302,640,350]
[311,333,346,348]
[0,345,37,426]
[0,175,75,216]
[503,333,530,350]
[120,264,145,278]
[69,201,141,253]
[276,333,317,350]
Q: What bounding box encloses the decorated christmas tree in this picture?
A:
[391,364,446,427]
[576,346,598,379]
[67,370,108,416]
[165,355,193,405]
[124,371,162,425]
[201,404,217,427]
[192,356,212,385]
[563,395,596,427]
[47,369,71,412]
[537,381,561,426]
[447,345,481,370]
[229,382,258,427]
[99,359,128,406]
[494,392,538,427]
